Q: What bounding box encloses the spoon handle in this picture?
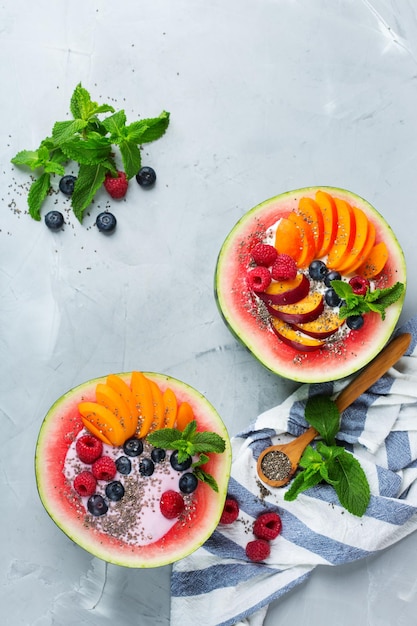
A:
[334,333,411,413]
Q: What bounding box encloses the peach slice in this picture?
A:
[257,273,310,305]
[356,241,389,279]
[292,311,343,339]
[106,374,139,425]
[148,379,165,433]
[343,219,376,274]
[163,388,178,428]
[288,212,317,267]
[326,198,356,270]
[298,197,324,255]
[176,401,195,430]
[95,383,136,439]
[274,217,302,262]
[336,207,369,275]
[131,371,155,438]
[79,417,113,446]
[78,402,127,446]
[271,317,325,352]
[315,190,338,257]
[267,291,324,324]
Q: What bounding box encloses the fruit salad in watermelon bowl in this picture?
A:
[215,186,406,383]
[35,371,232,568]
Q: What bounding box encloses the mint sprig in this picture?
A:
[331,279,405,321]
[11,83,170,222]
[284,395,371,516]
[146,420,226,492]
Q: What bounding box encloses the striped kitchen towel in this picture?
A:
[170,315,417,626]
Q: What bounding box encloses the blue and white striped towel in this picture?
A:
[171,316,417,626]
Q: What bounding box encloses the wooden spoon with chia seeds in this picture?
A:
[257,332,411,488]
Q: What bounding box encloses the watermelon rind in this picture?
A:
[35,372,232,568]
[214,186,407,383]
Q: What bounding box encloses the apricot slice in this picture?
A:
[315,190,338,257]
[163,388,178,428]
[131,371,154,438]
[267,291,324,324]
[356,241,388,279]
[148,379,165,433]
[287,212,317,267]
[326,199,356,270]
[293,311,343,339]
[106,374,139,425]
[258,273,310,305]
[176,401,194,430]
[80,417,112,446]
[271,317,324,352]
[336,207,369,274]
[344,219,376,274]
[298,197,324,255]
[78,402,127,446]
[95,383,135,439]
[274,217,302,262]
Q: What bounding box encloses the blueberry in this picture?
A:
[179,472,198,494]
[139,458,155,476]
[105,481,125,502]
[123,438,143,457]
[346,315,364,330]
[170,451,192,472]
[96,212,117,233]
[44,210,64,230]
[59,175,76,195]
[324,270,341,288]
[115,456,132,475]
[325,288,342,307]
[136,166,156,188]
[309,260,327,281]
[87,494,108,517]
[151,447,166,463]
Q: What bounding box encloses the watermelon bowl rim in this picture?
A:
[35,371,232,568]
[214,185,407,384]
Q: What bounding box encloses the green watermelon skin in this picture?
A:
[35,373,232,568]
[215,186,406,383]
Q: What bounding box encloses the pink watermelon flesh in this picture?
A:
[215,186,406,383]
[35,373,232,568]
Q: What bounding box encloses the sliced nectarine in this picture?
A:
[78,402,127,446]
[106,374,139,424]
[95,383,135,439]
[270,317,325,351]
[163,387,178,428]
[80,417,112,446]
[326,198,356,270]
[258,273,310,305]
[344,219,376,274]
[274,217,302,262]
[292,311,343,339]
[315,190,338,257]
[336,207,369,274]
[356,241,388,279]
[148,379,165,433]
[176,401,194,430]
[131,371,154,438]
[288,212,317,267]
[267,291,324,324]
[298,196,324,255]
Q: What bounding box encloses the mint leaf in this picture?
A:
[284,466,322,501]
[193,468,219,492]
[332,279,405,321]
[146,428,183,448]
[101,110,128,140]
[27,173,51,220]
[304,395,340,444]
[126,111,170,144]
[119,141,142,179]
[328,449,371,516]
[59,135,113,166]
[11,149,41,169]
[52,119,88,145]
[70,83,114,121]
[71,163,107,222]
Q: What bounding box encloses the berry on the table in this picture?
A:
[92,456,117,481]
[73,471,97,497]
[151,448,166,463]
[246,266,271,293]
[309,259,327,281]
[245,538,270,562]
[139,457,155,477]
[87,494,108,517]
[76,434,103,464]
[105,480,125,502]
[115,455,132,475]
[96,212,117,233]
[179,472,198,494]
[219,497,239,524]
[103,170,128,199]
[45,210,64,230]
[123,438,143,457]
[346,315,364,330]
[324,269,341,288]
[160,490,185,519]
[271,254,297,281]
[170,451,192,472]
[349,275,370,296]
[136,166,157,188]
[253,512,282,541]
[251,243,278,267]
[59,175,76,196]
[325,288,342,308]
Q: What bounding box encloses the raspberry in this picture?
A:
[92,456,117,481]
[271,254,297,281]
[76,434,103,464]
[103,170,128,199]
[160,490,185,519]
[251,243,278,267]
[349,275,370,296]
[245,539,270,562]
[219,498,239,524]
[73,471,97,497]
[246,266,271,293]
[253,512,282,541]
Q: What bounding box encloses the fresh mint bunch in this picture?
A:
[331,279,404,321]
[11,83,170,222]
[146,420,226,492]
[284,395,371,517]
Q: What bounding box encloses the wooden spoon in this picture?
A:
[257,332,411,488]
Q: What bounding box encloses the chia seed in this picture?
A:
[260,450,292,482]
